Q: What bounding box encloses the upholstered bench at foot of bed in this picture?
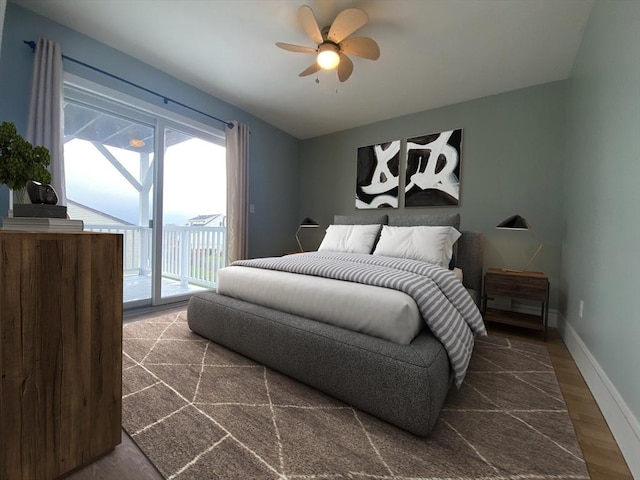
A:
[187,291,452,437]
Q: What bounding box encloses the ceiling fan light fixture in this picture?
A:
[277,5,378,82]
[317,43,340,70]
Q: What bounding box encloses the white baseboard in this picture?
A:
[558,315,640,479]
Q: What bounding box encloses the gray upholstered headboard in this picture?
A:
[333,213,484,304]
[334,213,388,225]
[455,231,483,304]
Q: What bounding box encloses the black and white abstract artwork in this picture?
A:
[405,129,462,207]
[356,140,400,209]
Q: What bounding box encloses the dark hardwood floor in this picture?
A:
[66,322,633,479]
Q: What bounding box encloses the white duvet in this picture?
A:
[217,265,463,345]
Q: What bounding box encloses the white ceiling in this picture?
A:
[13,0,593,139]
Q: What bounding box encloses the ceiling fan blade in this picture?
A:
[297,5,323,45]
[299,62,321,77]
[337,53,353,82]
[328,8,369,44]
[276,42,317,54]
[339,37,380,60]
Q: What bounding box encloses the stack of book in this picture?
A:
[1,217,84,232]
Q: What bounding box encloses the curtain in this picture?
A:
[26,37,66,205]
[225,121,249,263]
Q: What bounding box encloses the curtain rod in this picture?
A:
[24,40,234,129]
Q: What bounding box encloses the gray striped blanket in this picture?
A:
[231,252,487,387]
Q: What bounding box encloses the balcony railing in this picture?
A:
[85,224,226,289]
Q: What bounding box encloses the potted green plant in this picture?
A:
[0,121,51,203]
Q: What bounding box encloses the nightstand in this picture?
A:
[482,268,550,340]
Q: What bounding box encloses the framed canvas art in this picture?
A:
[405,129,462,207]
[356,140,400,209]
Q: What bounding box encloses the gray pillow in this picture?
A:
[388,213,460,229]
[334,214,388,225]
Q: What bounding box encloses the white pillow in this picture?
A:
[317,224,381,254]
[373,225,461,268]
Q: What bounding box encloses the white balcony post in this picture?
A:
[180,227,189,287]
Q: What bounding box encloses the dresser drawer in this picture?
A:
[484,271,548,301]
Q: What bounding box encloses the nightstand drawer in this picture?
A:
[484,270,548,302]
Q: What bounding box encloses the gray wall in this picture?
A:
[300,82,567,309]
[562,0,640,447]
[0,3,300,257]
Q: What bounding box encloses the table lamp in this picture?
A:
[296,217,319,252]
[496,214,543,272]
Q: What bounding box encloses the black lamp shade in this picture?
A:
[299,217,319,228]
[496,214,529,230]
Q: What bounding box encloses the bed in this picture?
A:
[187,212,485,436]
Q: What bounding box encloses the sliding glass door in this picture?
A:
[63,84,226,309]
[157,126,226,303]
[64,98,156,305]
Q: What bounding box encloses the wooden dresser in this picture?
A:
[0,231,123,479]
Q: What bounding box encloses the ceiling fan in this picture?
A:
[276,5,380,83]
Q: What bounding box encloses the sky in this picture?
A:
[65,136,225,226]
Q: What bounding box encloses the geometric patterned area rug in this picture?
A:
[122,309,589,480]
